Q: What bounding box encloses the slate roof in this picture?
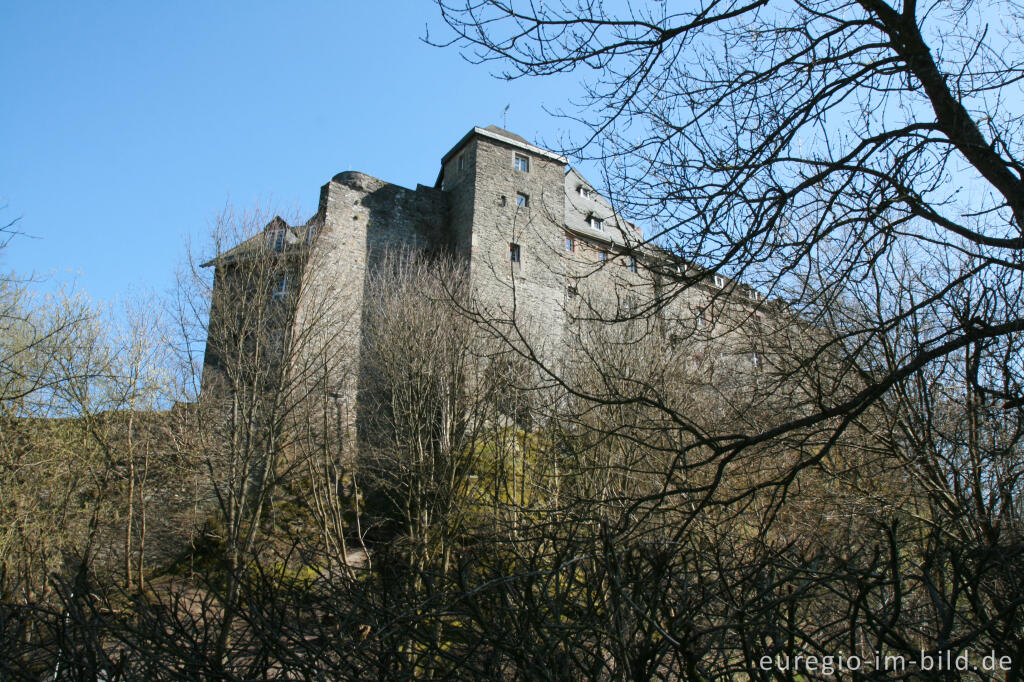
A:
[201,216,303,267]
[482,124,530,145]
[563,167,641,248]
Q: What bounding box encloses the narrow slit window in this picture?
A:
[628,256,638,273]
[509,242,521,263]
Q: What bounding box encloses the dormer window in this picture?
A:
[589,217,604,231]
[514,154,530,172]
[578,185,593,199]
[267,228,286,252]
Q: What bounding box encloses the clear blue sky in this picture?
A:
[0,2,583,302]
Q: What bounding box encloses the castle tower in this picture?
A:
[438,126,568,358]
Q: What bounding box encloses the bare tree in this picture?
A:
[431,0,1024,474]
[426,0,1024,674]
[166,204,369,674]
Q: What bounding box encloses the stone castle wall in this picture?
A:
[208,126,770,445]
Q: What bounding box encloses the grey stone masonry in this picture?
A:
[203,124,770,440]
[441,126,569,358]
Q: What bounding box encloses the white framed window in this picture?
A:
[267,228,286,252]
[516,192,529,207]
[713,274,725,288]
[514,154,530,172]
[589,216,604,231]
[509,242,521,263]
[696,308,712,329]
[565,235,575,252]
[272,274,290,301]
[578,185,592,198]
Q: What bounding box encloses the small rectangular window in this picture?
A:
[565,235,575,252]
[713,274,725,288]
[628,256,638,273]
[567,285,578,298]
[514,154,530,172]
[599,250,608,262]
[590,217,604,231]
[509,242,521,263]
[458,153,465,171]
[516,192,529,207]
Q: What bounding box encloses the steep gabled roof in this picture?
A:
[200,216,302,267]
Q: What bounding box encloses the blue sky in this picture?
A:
[0,2,583,302]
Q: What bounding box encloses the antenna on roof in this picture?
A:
[503,104,510,129]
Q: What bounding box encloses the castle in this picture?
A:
[202,125,765,425]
